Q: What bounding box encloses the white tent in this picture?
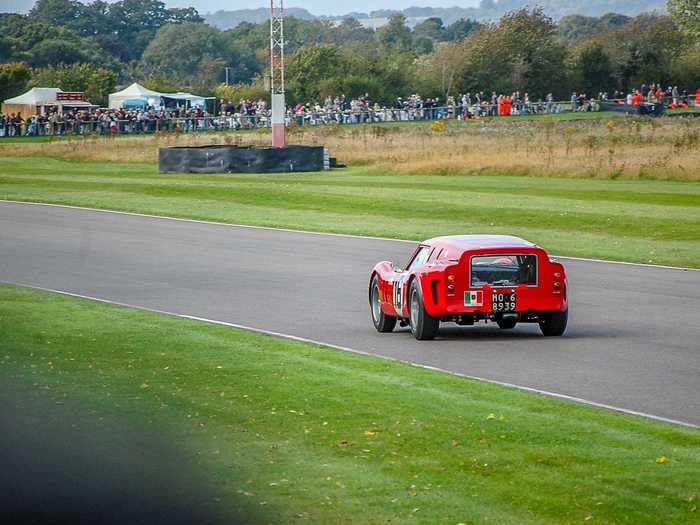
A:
[159,92,207,108]
[4,87,61,106]
[2,87,95,115]
[108,82,162,109]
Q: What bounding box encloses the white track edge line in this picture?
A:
[2,280,697,430]
[1,199,697,272]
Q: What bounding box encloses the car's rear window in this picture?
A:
[470,254,537,287]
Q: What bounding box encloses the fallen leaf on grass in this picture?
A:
[365,430,377,437]
[655,456,669,464]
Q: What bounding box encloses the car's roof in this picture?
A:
[423,235,537,251]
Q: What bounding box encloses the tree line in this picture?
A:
[0,0,698,107]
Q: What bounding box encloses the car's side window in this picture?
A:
[429,248,443,262]
[406,246,430,272]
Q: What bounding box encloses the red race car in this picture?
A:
[369,235,568,340]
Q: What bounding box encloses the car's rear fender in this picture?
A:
[417,267,452,318]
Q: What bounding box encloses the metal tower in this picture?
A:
[270,0,286,147]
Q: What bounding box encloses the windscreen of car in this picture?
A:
[470,254,537,287]
[406,246,431,271]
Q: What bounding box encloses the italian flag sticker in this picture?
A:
[464,290,483,306]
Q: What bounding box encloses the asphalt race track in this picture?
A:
[2,201,699,426]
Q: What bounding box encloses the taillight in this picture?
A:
[447,274,456,295]
[553,273,562,294]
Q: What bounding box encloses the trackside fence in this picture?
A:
[1,98,698,138]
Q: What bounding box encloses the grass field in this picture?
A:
[2,285,699,524]
[1,156,698,267]
[3,113,700,180]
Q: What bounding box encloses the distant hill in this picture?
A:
[204,7,315,30]
[205,1,667,30]
[3,1,668,29]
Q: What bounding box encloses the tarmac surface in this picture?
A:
[1,201,699,426]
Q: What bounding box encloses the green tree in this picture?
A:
[460,8,568,98]
[669,45,700,89]
[101,0,203,62]
[28,39,89,67]
[667,0,700,37]
[558,15,604,42]
[377,14,412,52]
[559,13,632,42]
[571,42,615,95]
[0,62,31,101]
[142,75,183,93]
[414,17,446,42]
[413,36,435,55]
[192,56,226,95]
[29,0,84,29]
[215,78,267,103]
[31,63,117,106]
[324,18,375,46]
[141,22,224,82]
[445,18,481,42]
[593,14,689,91]
[415,42,467,99]
[286,44,356,102]
[600,13,632,28]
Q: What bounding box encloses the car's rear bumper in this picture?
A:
[444,300,566,315]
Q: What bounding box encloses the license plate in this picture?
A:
[492,290,516,312]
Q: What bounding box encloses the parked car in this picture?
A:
[369,235,568,340]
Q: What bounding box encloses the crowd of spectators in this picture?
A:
[0,105,214,137]
[2,85,699,138]
[603,84,694,108]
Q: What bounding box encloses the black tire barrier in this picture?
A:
[159,145,327,174]
[598,101,666,117]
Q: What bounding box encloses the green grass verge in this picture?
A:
[1,285,698,524]
[1,156,699,267]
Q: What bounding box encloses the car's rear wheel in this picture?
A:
[539,308,568,336]
[370,275,396,333]
[496,315,517,329]
[408,280,439,340]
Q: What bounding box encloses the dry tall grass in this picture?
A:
[3,117,700,180]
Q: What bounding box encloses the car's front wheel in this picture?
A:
[370,275,396,333]
[408,280,439,340]
[539,308,568,336]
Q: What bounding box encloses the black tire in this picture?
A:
[496,316,517,330]
[408,279,439,340]
[539,308,568,336]
[370,275,396,333]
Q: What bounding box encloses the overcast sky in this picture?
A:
[2,0,480,16]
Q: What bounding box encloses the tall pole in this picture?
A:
[270,0,286,148]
